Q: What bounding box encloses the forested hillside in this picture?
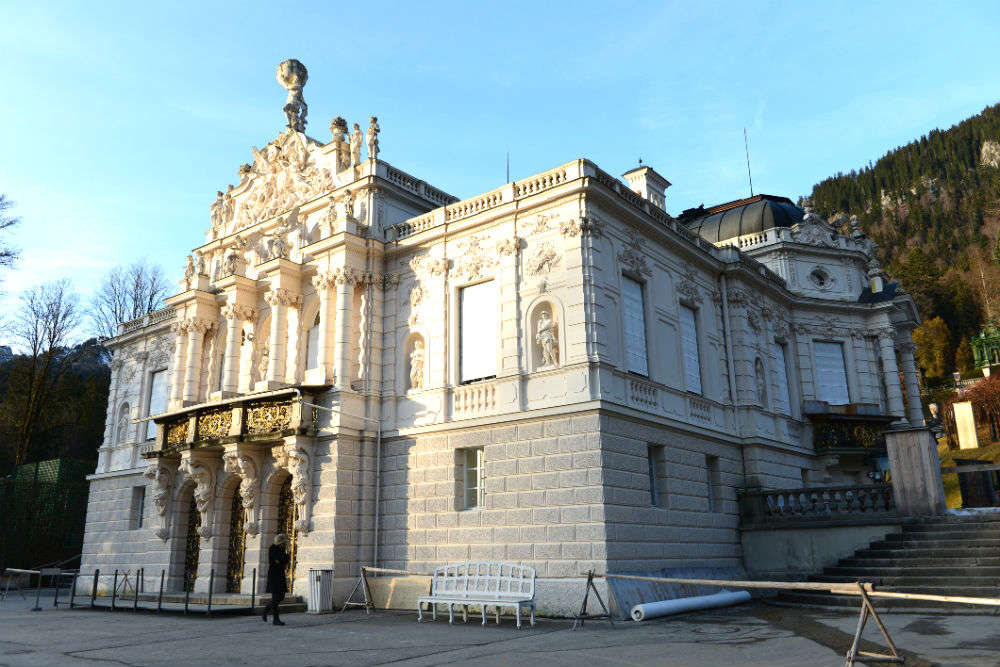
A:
[808,103,1000,384]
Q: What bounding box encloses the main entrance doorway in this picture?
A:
[276,477,298,593]
[226,492,246,593]
[183,497,200,591]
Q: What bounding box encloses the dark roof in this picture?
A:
[858,281,900,303]
[682,194,804,243]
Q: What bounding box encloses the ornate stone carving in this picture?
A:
[454,235,497,281]
[221,303,256,322]
[178,456,216,539]
[535,310,559,367]
[409,339,425,391]
[222,447,261,536]
[529,213,554,234]
[618,230,652,276]
[409,254,450,278]
[408,284,423,326]
[526,241,560,276]
[497,235,523,257]
[793,216,837,247]
[366,116,380,160]
[746,309,761,333]
[143,461,175,541]
[677,276,702,304]
[276,59,308,133]
[164,419,188,449]
[559,217,603,237]
[274,442,313,533]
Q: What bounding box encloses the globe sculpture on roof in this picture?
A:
[276,59,308,133]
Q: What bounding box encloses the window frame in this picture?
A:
[458,280,498,384]
[812,340,851,406]
[772,340,793,416]
[145,368,168,441]
[460,446,485,510]
[621,274,649,377]
[130,486,146,530]
[679,304,703,395]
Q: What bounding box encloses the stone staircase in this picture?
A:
[776,513,1000,613]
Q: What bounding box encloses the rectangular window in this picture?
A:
[647,445,666,507]
[130,486,145,530]
[622,276,648,375]
[461,447,485,510]
[772,342,792,415]
[814,341,850,405]
[680,305,702,394]
[146,369,168,440]
[459,281,497,383]
[705,455,719,512]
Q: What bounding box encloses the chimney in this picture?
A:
[622,165,670,211]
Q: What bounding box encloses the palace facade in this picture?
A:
[80,61,922,613]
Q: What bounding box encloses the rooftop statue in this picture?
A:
[276,59,308,133]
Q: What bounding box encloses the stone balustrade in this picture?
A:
[739,483,896,528]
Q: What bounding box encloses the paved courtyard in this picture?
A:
[1,591,999,666]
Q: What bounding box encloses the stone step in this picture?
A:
[838,556,1000,568]
[875,538,1000,548]
[810,574,1000,586]
[824,565,1000,577]
[862,545,1000,557]
[885,529,1000,541]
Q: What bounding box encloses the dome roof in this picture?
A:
[682,194,803,243]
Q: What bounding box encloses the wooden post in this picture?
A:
[572,570,613,630]
[90,570,99,608]
[69,572,78,609]
[157,570,165,613]
[110,570,118,611]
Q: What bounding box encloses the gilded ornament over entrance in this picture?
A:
[276,59,308,133]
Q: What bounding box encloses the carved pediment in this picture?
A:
[210,130,344,237]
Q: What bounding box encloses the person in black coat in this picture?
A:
[262,534,290,625]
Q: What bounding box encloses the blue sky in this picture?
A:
[2,0,999,343]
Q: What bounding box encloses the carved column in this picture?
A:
[220,304,253,395]
[333,268,356,390]
[284,295,303,383]
[182,318,214,404]
[309,272,338,384]
[898,339,924,426]
[169,321,188,408]
[273,439,313,534]
[265,288,292,385]
[878,330,906,420]
[179,449,220,592]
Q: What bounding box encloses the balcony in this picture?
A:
[150,388,322,456]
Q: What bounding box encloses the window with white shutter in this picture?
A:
[814,341,850,405]
[145,369,168,440]
[772,342,792,415]
[459,281,497,383]
[680,305,702,394]
[622,276,648,376]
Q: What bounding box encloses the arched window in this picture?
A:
[306,312,320,370]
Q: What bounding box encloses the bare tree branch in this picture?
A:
[10,280,81,464]
[0,194,20,270]
[90,260,169,339]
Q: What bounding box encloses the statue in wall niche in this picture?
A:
[755,358,768,407]
[366,116,380,160]
[276,59,308,133]
[350,122,363,165]
[409,339,425,391]
[536,310,559,367]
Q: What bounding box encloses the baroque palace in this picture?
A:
[81,61,923,613]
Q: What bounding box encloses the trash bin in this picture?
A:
[307,569,334,613]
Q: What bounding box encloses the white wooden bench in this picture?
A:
[417,561,536,628]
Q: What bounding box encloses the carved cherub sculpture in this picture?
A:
[536,310,558,367]
[366,116,380,160]
[409,339,425,390]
